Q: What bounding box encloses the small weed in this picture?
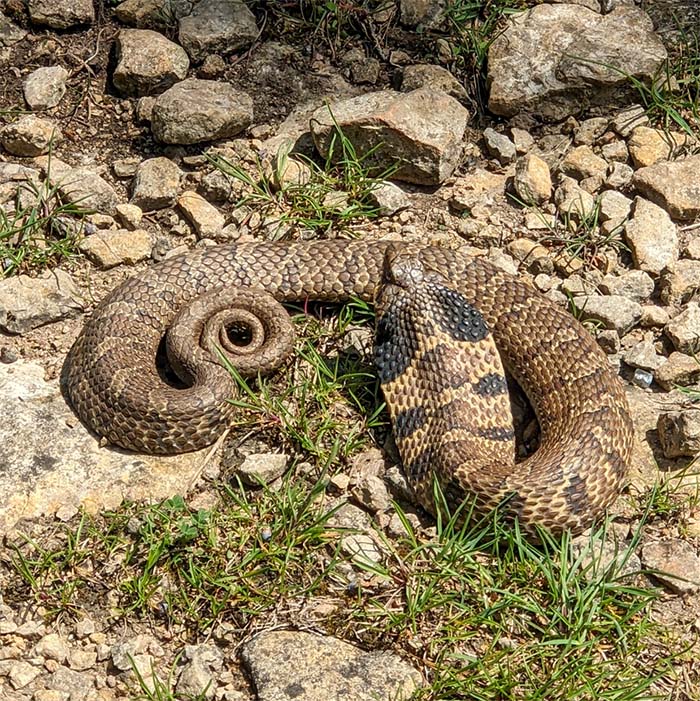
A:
[0,161,89,276]
[220,304,384,466]
[445,0,534,111]
[210,123,395,238]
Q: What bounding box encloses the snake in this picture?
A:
[63,239,634,534]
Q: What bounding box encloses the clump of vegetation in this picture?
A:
[0,167,88,277]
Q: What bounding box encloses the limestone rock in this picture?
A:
[177,190,226,239]
[654,352,700,390]
[113,29,190,97]
[310,88,468,186]
[131,156,182,210]
[483,127,516,165]
[561,145,607,181]
[513,153,552,205]
[28,0,94,28]
[178,0,258,62]
[0,270,83,334]
[23,65,69,109]
[487,5,666,120]
[657,411,700,458]
[115,0,194,29]
[624,197,678,275]
[152,78,254,144]
[79,229,152,269]
[628,126,688,168]
[0,360,205,534]
[1,115,61,157]
[642,539,700,594]
[242,631,423,701]
[572,294,642,335]
[56,166,120,215]
[632,155,700,220]
[665,302,700,355]
[401,63,468,101]
[659,259,700,305]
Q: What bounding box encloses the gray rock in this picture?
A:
[177,190,226,239]
[561,145,608,181]
[113,29,190,97]
[628,126,688,168]
[610,103,649,137]
[179,0,258,62]
[510,127,535,154]
[23,65,69,109]
[600,139,629,163]
[598,190,632,233]
[131,156,182,210]
[555,176,596,222]
[641,539,700,594]
[400,63,468,101]
[573,117,609,146]
[0,270,83,334]
[640,304,670,328]
[310,88,468,186]
[176,644,224,699]
[605,161,634,189]
[367,181,410,216]
[0,360,207,534]
[659,259,700,305]
[1,115,61,157]
[597,329,620,354]
[56,166,120,215]
[657,411,700,458]
[35,633,69,663]
[115,0,195,29]
[483,127,516,165]
[572,294,642,335]
[28,0,94,28]
[487,5,665,120]
[47,665,96,701]
[513,153,552,205]
[632,155,700,221]
[399,0,445,27]
[242,631,423,701]
[622,336,664,371]
[599,269,654,301]
[665,302,700,354]
[624,197,678,275]
[233,452,288,486]
[152,78,254,144]
[0,11,27,46]
[79,229,152,269]
[654,352,700,390]
[353,472,392,514]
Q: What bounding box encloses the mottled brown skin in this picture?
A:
[64,240,634,532]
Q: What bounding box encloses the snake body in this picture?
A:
[64,240,634,533]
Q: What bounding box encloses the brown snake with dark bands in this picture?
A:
[64,240,634,533]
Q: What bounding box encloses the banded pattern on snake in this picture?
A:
[63,240,634,533]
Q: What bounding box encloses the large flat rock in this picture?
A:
[0,360,207,533]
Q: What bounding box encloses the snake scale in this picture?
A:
[64,240,634,533]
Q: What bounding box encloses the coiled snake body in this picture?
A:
[64,240,633,533]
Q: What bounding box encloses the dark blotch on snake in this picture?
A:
[474,372,508,396]
[476,426,515,442]
[394,406,428,439]
[374,306,416,385]
[404,448,433,483]
[432,285,489,343]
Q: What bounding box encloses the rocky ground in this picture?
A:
[1,0,700,700]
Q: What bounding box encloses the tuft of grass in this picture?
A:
[210,125,396,239]
[220,300,385,467]
[0,164,89,277]
[445,0,534,111]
